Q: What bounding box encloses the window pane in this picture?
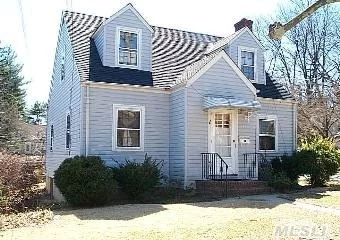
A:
[241,51,254,66]
[118,110,140,129]
[259,136,275,150]
[66,115,71,130]
[120,31,137,49]
[259,119,275,135]
[119,31,138,66]
[117,129,140,147]
[66,132,71,149]
[241,65,254,80]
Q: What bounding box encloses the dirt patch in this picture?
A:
[0,209,53,231]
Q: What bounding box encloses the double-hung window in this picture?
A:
[60,46,65,81]
[113,105,144,150]
[118,30,138,66]
[238,46,256,81]
[50,125,54,152]
[66,114,71,150]
[258,116,277,151]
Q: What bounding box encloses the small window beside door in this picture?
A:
[258,117,277,151]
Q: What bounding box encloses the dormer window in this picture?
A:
[118,29,139,66]
[238,46,257,82]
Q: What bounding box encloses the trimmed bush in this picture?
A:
[54,156,118,207]
[113,154,163,199]
[258,165,273,182]
[271,154,301,182]
[299,135,340,186]
[269,172,295,192]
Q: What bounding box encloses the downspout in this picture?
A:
[85,84,90,156]
[184,86,188,188]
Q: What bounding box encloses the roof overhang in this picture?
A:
[93,3,154,38]
[203,96,261,111]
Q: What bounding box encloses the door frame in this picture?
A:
[208,109,239,174]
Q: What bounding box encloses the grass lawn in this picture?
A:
[1,194,339,240]
[281,181,340,209]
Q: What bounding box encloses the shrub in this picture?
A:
[54,155,118,207]
[299,135,340,186]
[271,155,301,182]
[258,164,273,182]
[0,151,41,213]
[269,172,295,192]
[113,154,163,199]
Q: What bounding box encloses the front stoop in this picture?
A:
[195,180,272,197]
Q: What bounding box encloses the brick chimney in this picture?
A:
[234,18,253,32]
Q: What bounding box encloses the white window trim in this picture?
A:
[115,26,142,69]
[257,114,278,152]
[238,46,257,83]
[112,104,145,151]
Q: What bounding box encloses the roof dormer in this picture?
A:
[92,4,153,71]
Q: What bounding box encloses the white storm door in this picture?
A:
[209,110,238,175]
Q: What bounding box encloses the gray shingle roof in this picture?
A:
[63,11,291,99]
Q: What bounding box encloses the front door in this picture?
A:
[209,110,238,175]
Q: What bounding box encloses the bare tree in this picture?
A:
[255,0,340,140]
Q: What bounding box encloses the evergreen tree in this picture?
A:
[28,101,47,125]
[0,43,26,148]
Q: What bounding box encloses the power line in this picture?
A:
[17,0,29,55]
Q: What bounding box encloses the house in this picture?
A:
[17,123,46,156]
[46,3,297,199]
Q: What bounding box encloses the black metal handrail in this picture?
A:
[243,153,267,179]
[201,153,228,181]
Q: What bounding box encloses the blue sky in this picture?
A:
[0,0,287,106]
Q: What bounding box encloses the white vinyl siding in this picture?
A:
[99,8,152,71]
[227,30,265,84]
[169,89,186,184]
[186,57,256,184]
[46,23,82,177]
[87,87,169,178]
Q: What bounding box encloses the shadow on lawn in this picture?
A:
[279,182,340,202]
[54,182,340,220]
[55,203,167,221]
